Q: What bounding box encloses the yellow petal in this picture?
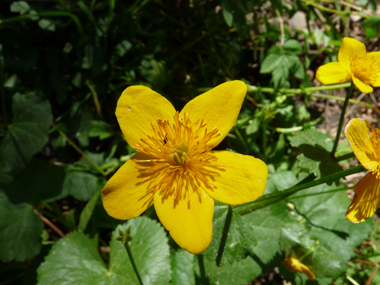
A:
[346,172,380,223]
[365,51,380,86]
[345,118,378,171]
[204,151,268,205]
[179,81,247,148]
[283,257,315,281]
[154,187,214,254]
[116,85,176,148]
[338,37,366,70]
[315,62,351,85]
[101,153,155,220]
[353,76,373,93]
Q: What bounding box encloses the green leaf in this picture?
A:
[283,39,302,55]
[78,191,101,232]
[203,202,257,266]
[362,16,380,39]
[63,171,105,201]
[194,254,261,285]
[222,5,233,27]
[269,170,298,191]
[38,217,171,284]
[66,104,95,147]
[115,40,132,57]
[0,191,43,262]
[110,217,171,285]
[220,0,248,34]
[37,232,111,284]
[1,158,66,204]
[244,200,291,264]
[292,184,372,249]
[38,19,56,31]
[280,221,343,280]
[89,120,113,140]
[10,1,30,14]
[4,74,18,88]
[0,93,52,183]
[171,249,195,285]
[361,15,380,28]
[29,10,39,21]
[280,183,373,280]
[288,128,343,180]
[260,53,283,74]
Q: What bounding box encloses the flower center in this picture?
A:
[350,55,380,85]
[133,112,223,205]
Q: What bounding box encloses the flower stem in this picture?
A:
[299,240,319,262]
[198,83,351,95]
[0,11,84,36]
[234,164,365,215]
[331,82,354,157]
[124,242,144,285]
[52,123,107,176]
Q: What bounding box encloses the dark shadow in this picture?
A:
[216,206,233,267]
[298,144,343,185]
[295,206,349,240]
[195,254,210,285]
[1,158,65,205]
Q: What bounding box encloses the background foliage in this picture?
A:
[1,0,380,284]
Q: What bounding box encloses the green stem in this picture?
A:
[301,0,369,18]
[246,82,351,95]
[331,82,354,157]
[0,11,84,37]
[288,185,351,200]
[124,242,144,285]
[54,126,107,176]
[298,240,319,262]
[86,81,104,119]
[335,152,355,162]
[234,164,365,215]
[198,83,351,95]
[37,208,75,230]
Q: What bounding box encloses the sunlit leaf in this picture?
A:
[289,128,343,180]
[203,202,257,266]
[37,217,171,285]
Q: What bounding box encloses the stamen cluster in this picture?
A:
[134,112,223,206]
[350,55,380,85]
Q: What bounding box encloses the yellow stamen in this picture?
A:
[134,112,224,206]
[350,55,380,85]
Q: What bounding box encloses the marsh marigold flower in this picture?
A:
[345,118,380,223]
[101,81,268,254]
[282,257,315,280]
[316,37,380,93]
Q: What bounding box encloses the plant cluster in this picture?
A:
[1,1,380,284]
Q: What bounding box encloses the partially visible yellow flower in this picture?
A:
[345,118,380,223]
[316,37,380,93]
[282,257,316,280]
[101,81,268,254]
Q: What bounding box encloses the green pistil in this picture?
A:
[173,146,189,164]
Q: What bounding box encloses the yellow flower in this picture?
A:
[282,257,316,280]
[316,37,380,93]
[345,118,380,223]
[101,81,268,254]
